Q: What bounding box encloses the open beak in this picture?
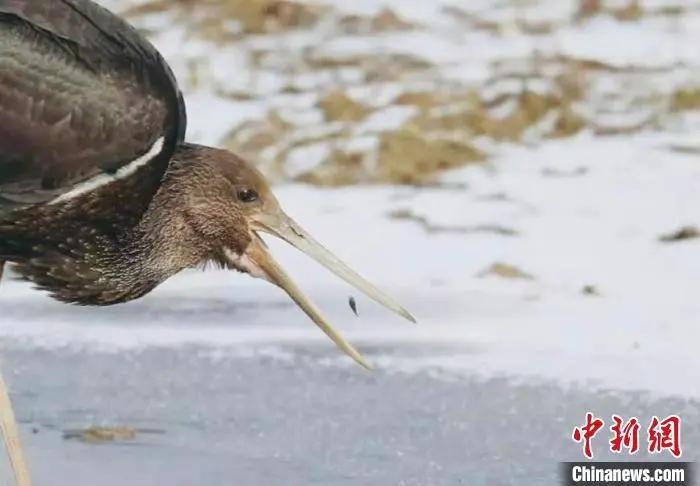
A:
[228,211,415,369]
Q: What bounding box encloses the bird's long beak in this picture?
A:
[230,211,415,368]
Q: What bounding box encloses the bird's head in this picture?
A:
[167,145,415,367]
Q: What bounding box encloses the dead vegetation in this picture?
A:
[388,209,518,236]
[120,0,699,187]
[123,0,323,37]
[376,128,483,184]
[123,1,417,39]
[399,81,587,142]
[224,68,590,186]
[478,262,534,280]
[306,53,433,83]
[659,226,700,243]
[318,91,369,122]
[296,150,367,186]
[576,0,643,21]
[339,8,414,34]
[671,87,700,112]
[63,426,164,443]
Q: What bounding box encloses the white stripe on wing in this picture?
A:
[49,137,165,205]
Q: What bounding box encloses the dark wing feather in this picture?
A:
[0,0,186,213]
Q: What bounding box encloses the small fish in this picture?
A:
[348,296,359,316]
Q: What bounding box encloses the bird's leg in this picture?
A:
[0,260,32,485]
[0,369,30,486]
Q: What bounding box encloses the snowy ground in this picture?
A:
[3,135,700,396]
[1,134,698,484]
[1,0,700,484]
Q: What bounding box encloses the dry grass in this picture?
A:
[63,427,138,443]
[318,91,370,122]
[339,8,414,34]
[671,87,700,112]
[575,0,645,21]
[120,0,689,187]
[296,150,368,186]
[376,128,484,184]
[478,262,534,280]
[388,209,519,236]
[401,86,586,142]
[124,0,323,37]
[225,73,590,186]
[659,226,700,243]
[307,53,432,83]
[613,1,644,22]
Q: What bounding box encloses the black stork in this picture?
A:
[0,1,415,484]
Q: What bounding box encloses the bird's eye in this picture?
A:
[238,188,259,203]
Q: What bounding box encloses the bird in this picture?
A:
[0,1,415,484]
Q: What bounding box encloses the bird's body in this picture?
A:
[0,2,414,485]
[1,143,254,304]
[0,0,187,305]
[0,0,185,212]
[0,0,239,305]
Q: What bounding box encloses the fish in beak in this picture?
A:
[226,210,415,369]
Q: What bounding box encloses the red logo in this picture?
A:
[572,413,682,459]
[572,412,605,459]
[648,415,682,458]
[609,415,640,455]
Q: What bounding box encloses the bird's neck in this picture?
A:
[0,161,206,306]
[100,192,203,303]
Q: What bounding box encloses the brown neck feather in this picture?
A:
[0,157,202,305]
[0,144,251,305]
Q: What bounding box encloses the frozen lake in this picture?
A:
[0,346,698,485]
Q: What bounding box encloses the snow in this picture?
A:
[2,0,700,401]
[3,133,700,398]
